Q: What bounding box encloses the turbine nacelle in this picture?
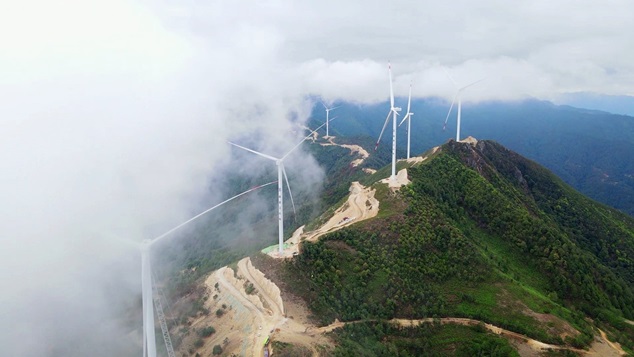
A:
[140,239,152,252]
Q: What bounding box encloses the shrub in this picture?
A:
[199,326,216,337]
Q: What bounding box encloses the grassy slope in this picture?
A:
[279,139,634,354]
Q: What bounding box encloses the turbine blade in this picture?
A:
[388,62,395,108]
[281,121,327,160]
[228,142,278,161]
[330,105,341,111]
[443,67,458,88]
[312,120,327,130]
[460,78,485,91]
[375,110,392,150]
[282,165,297,218]
[399,113,409,127]
[149,181,277,245]
[443,93,458,130]
[320,101,328,109]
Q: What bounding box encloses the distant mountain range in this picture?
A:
[556,92,634,116]
[309,98,634,215]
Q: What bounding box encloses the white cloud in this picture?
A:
[1,0,633,355]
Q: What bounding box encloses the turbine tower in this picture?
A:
[398,82,414,159]
[229,123,325,255]
[137,181,276,357]
[443,71,484,141]
[375,62,401,181]
[321,102,340,137]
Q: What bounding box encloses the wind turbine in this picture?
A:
[443,71,484,141]
[375,62,401,181]
[228,123,326,255]
[321,102,340,137]
[398,82,414,159]
[136,181,276,357]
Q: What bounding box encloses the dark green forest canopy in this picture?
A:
[285,139,634,352]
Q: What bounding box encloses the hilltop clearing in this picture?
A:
[174,178,381,356]
[263,180,379,258]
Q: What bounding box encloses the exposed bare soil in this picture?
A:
[380,168,410,188]
[176,179,380,356]
[265,180,379,260]
[319,136,369,167]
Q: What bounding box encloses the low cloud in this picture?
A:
[2,0,633,355]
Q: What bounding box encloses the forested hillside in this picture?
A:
[279,139,634,355]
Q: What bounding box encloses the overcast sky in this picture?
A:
[150,0,634,102]
[1,0,633,355]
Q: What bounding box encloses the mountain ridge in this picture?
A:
[272,137,634,355]
[165,135,634,356]
[310,98,634,216]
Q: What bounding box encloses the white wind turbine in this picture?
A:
[136,181,276,357]
[398,82,414,159]
[321,102,340,137]
[228,123,326,255]
[375,62,401,181]
[443,71,484,141]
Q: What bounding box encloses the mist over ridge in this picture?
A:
[2,0,634,355]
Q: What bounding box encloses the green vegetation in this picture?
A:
[330,321,519,356]
[198,326,215,338]
[244,281,256,295]
[271,341,312,356]
[212,344,223,355]
[284,139,634,353]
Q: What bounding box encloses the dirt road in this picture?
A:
[320,136,369,167]
[237,258,284,317]
[304,181,379,242]
[200,179,382,355]
[263,180,379,259]
[208,267,266,356]
[317,317,626,357]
